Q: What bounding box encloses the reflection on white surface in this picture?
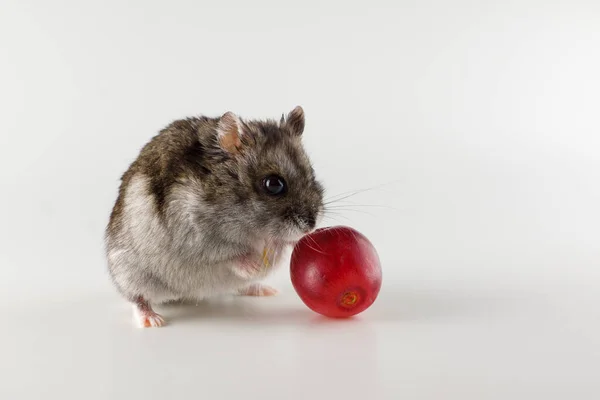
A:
[2,282,599,399]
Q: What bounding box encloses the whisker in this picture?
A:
[325,208,378,217]
[321,211,353,221]
[321,215,351,225]
[324,182,390,201]
[302,237,328,255]
[323,181,399,205]
[306,233,325,252]
[326,204,400,211]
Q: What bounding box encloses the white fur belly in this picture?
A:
[111,173,288,303]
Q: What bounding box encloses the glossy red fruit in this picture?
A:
[290,226,382,318]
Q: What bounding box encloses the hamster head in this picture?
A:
[211,106,324,244]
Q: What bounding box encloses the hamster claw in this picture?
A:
[138,313,166,328]
[132,298,166,328]
[237,284,279,297]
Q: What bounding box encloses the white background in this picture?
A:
[1,0,599,399]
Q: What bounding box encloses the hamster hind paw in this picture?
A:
[132,298,166,328]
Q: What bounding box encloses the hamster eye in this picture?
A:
[262,175,287,196]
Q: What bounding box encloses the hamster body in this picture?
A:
[105,107,324,327]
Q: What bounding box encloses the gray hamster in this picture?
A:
[105,107,324,327]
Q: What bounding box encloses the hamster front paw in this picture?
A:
[232,246,277,279]
[232,256,263,280]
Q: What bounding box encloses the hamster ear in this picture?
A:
[217,112,244,153]
[285,106,305,136]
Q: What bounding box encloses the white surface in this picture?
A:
[1,0,599,399]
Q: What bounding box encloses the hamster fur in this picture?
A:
[105,107,324,327]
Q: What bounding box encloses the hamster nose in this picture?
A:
[302,214,316,231]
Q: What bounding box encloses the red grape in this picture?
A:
[290,226,382,318]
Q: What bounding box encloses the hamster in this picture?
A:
[105,107,324,327]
